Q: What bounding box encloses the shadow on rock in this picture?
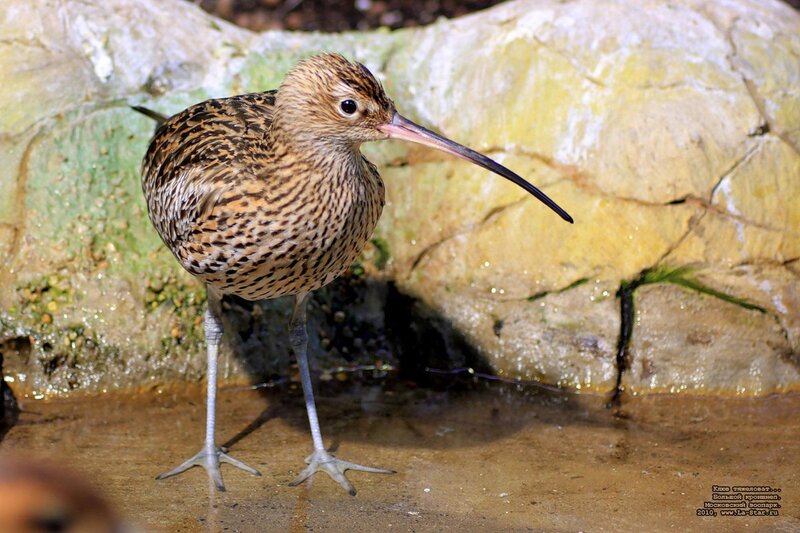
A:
[213,275,615,452]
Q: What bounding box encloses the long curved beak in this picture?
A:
[379,113,573,223]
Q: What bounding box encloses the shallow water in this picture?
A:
[1,379,798,532]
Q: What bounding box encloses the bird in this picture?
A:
[136,52,572,496]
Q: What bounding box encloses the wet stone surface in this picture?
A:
[1,380,798,531]
[3,0,799,399]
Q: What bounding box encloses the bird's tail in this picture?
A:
[131,105,168,126]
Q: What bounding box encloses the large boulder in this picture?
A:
[0,0,797,399]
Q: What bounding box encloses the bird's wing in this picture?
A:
[141,91,278,249]
[147,165,222,248]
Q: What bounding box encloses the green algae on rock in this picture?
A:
[0,0,798,398]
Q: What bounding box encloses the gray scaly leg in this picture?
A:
[157,296,261,491]
[287,292,394,496]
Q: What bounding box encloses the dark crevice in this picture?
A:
[665,197,688,206]
[1,379,19,441]
[492,318,504,338]
[748,122,770,137]
[0,336,26,441]
[608,277,640,409]
[778,338,800,371]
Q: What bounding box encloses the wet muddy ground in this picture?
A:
[1,380,798,532]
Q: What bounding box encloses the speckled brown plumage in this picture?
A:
[141,56,387,302]
[136,52,571,495]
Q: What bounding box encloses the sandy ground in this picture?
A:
[1,381,798,532]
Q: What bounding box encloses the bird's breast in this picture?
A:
[185,160,386,301]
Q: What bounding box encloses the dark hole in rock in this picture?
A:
[492,319,504,338]
[0,336,26,440]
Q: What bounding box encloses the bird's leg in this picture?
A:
[156,296,261,491]
[287,292,395,496]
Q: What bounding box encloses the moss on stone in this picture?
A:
[637,266,767,314]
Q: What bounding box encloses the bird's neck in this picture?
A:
[269,128,364,176]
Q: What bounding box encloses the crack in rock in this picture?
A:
[495,145,721,209]
[608,277,635,408]
[6,130,43,270]
[531,35,607,88]
[708,139,761,200]
[0,37,52,51]
[406,193,530,275]
[654,207,707,267]
[698,9,800,157]
[0,224,20,269]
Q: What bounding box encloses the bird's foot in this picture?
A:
[156,446,261,491]
[288,448,395,496]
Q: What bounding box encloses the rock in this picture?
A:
[0,0,399,398]
[377,0,800,395]
[626,284,799,395]
[421,281,621,390]
[711,136,800,241]
[0,0,798,398]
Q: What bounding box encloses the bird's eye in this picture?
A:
[339,99,358,116]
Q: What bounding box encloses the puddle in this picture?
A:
[1,379,798,532]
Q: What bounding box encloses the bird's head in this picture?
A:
[275,53,573,223]
[274,53,396,146]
